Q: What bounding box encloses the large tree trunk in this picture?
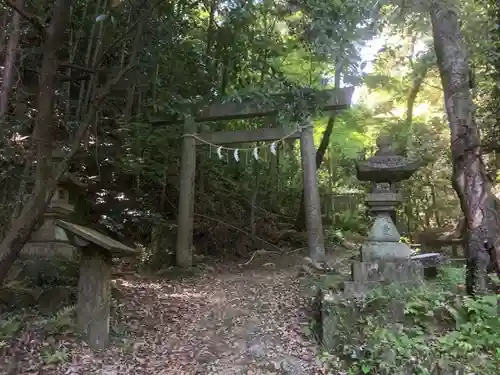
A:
[430,1,500,294]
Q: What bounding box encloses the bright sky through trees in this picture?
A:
[352,38,384,104]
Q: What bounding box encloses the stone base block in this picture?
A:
[21,242,78,260]
[361,241,413,261]
[343,280,423,296]
[351,260,424,283]
[320,291,358,352]
[320,289,408,352]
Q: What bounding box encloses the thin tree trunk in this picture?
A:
[76,0,104,120]
[429,181,441,227]
[63,2,89,124]
[0,13,8,56]
[204,0,217,78]
[405,204,413,240]
[424,193,431,228]
[0,0,23,132]
[268,139,278,204]
[82,0,107,117]
[124,85,136,123]
[328,148,336,221]
[406,66,428,129]
[430,0,500,294]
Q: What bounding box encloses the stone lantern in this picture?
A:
[320,135,449,355]
[355,134,422,262]
[22,151,78,259]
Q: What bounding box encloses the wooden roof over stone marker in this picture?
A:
[55,220,138,257]
[55,221,138,349]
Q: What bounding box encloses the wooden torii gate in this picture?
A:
[157,88,353,267]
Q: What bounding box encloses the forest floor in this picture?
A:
[1,248,352,375]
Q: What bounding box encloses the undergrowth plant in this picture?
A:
[0,305,77,344]
[34,305,76,336]
[320,267,500,374]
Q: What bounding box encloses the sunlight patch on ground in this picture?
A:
[114,279,165,290]
[161,291,209,299]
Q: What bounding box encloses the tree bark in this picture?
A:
[430,1,500,294]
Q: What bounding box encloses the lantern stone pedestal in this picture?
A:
[361,212,414,262]
[347,135,424,293]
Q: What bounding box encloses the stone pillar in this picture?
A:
[299,117,326,262]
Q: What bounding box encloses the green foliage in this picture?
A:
[399,235,410,244]
[0,314,22,342]
[34,305,76,336]
[359,25,462,233]
[325,228,346,244]
[41,348,70,365]
[5,0,494,267]
[332,211,370,235]
[321,267,500,374]
[59,0,382,257]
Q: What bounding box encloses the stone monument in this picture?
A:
[21,151,80,259]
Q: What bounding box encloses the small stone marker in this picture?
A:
[55,220,139,349]
[411,252,445,279]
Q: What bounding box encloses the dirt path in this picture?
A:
[47,257,330,375]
